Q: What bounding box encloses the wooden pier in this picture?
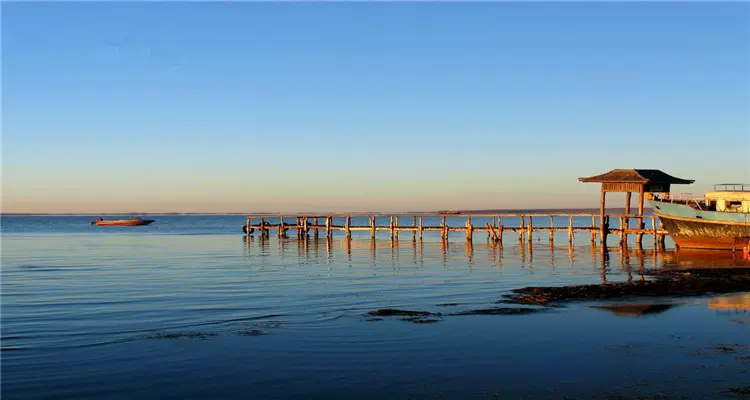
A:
[243,212,670,248]
[243,169,701,250]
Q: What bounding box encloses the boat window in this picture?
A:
[726,201,743,212]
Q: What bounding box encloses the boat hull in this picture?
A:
[656,214,750,250]
[92,220,154,226]
[649,200,750,250]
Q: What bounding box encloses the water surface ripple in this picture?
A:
[2,215,748,399]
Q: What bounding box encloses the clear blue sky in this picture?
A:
[3,2,748,213]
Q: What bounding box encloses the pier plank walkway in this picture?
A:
[244,213,668,248]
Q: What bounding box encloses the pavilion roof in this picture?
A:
[578,169,694,185]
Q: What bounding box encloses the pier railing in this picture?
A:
[713,183,750,192]
[244,213,668,248]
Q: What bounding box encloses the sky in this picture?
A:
[2,2,749,214]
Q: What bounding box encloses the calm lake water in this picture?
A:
[2,215,748,399]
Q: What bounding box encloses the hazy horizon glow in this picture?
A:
[3,2,748,214]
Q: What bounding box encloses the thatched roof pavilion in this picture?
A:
[579,169,694,191]
[578,169,694,242]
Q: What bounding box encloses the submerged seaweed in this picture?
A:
[144,332,218,340]
[451,307,551,316]
[367,308,439,317]
[236,329,266,336]
[501,268,750,307]
[401,317,441,324]
[365,308,444,323]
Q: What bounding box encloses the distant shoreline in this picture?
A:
[1,207,651,217]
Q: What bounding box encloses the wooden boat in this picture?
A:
[648,183,750,251]
[91,217,155,226]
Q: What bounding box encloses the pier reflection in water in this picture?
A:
[706,292,750,315]
[243,234,703,285]
[588,292,750,319]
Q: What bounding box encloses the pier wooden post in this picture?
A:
[635,215,644,246]
[636,186,645,245]
[412,216,417,240]
[652,217,658,247]
[637,186,645,217]
[246,218,251,236]
[549,216,555,242]
[624,215,630,245]
[370,216,376,239]
[657,220,666,249]
[599,189,607,244]
[314,217,319,239]
[302,217,308,238]
[619,216,625,246]
[418,216,423,240]
[390,215,396,240]
[326,217,331,238]
[441,216,447,240]
[624,192,631,246]
[527,216,533,240]
[279,217,285,238]
[568,215,574,243]
[395,216,399,240]
[590,215,596,243]
[345,216,351,239]
[465,216,473,241]
[625,192,632,215]
[487,224,499,242]
[260,218,267,237]
[519,216,525,241]
[497,216,503,244]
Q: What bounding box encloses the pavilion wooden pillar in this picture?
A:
[637,185,645,216]
[636,184,645,245]
[625,192,632,215]
[622,191,632,245]
[599,188,607,244]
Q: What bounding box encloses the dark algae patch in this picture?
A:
[709,344,746,354]
[402,317,441,324]
[501,267,750,306]
[145,332,219,340]
[599,393,681,400]
[365,308,443,323]
[451,307,551,316]
[365,306,552,322]
[367,308,437,317]
[729,386,750,395]
[236,329,266,336]
[716,386,750,399]
[366,268,749,325]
